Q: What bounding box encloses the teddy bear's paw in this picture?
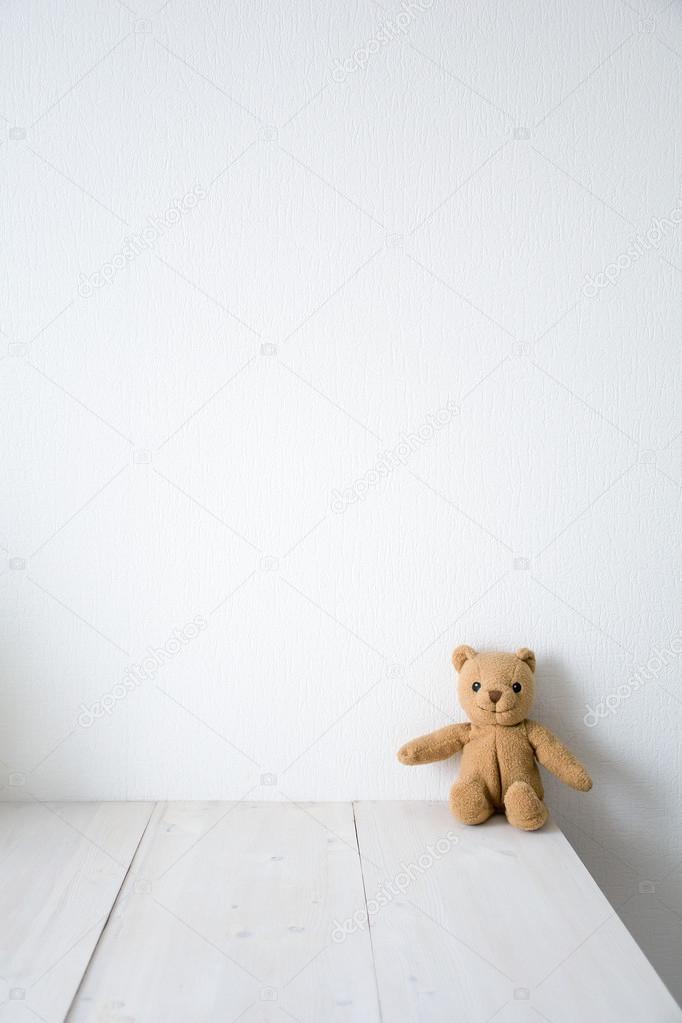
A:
[397,742,421,764]
[449,779,494,825]
[573,770,593,792]
[504,781,548,831]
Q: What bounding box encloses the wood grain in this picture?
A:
[354,801,682,1022]
[0,801,152,1023]
[68,801,380,1022]
[0,800,676,1022]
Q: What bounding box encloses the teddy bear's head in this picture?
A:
[452,645,536,726]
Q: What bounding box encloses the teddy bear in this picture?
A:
[398,645,592,830]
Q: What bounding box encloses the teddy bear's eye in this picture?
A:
[472,681,481,692]
[512,682,522,693]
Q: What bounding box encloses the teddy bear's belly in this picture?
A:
[460,726,543,809]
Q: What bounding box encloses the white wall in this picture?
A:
[1,0,681,999]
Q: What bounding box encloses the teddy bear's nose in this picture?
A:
[488,690,502,704]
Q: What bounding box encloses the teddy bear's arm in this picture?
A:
[397,723,471,765]
[526,720,592,791]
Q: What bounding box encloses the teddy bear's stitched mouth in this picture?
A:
[477,702,515,715]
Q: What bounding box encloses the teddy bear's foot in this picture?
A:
[449,779,494,825]
[504,781,548,831]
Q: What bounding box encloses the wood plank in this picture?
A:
[69,801,381,1022]
[354,801,682,1023]
[0,801,153,1023]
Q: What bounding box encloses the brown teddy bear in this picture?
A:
[398,645,592,830]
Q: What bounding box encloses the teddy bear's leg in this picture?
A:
[504,780,548,831]
[449,778,495,825]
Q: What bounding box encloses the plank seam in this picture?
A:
[352,801,385,1023]
[62,801,158,1022]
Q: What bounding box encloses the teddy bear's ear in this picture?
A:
[516,647,536,672]
[452,645,477,672]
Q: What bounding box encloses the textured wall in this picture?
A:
[1,0,681,1000]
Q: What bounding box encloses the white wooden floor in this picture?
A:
[0,802,679,1023]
